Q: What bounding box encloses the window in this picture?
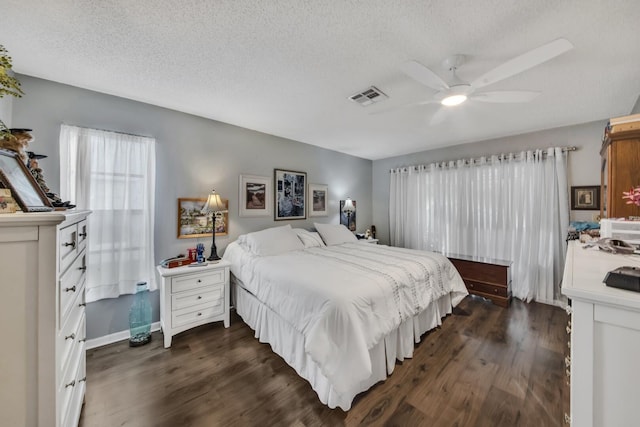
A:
[60,125,156,302]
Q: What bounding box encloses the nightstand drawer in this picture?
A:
[171,269,225,293]
[171,285,223,311]
[171,300,225,328]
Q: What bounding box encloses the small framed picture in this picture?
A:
[308,184,328,217]
[0,148,53,212]
[274,169,306,220]
[239,174,271,217]
[178,197,228,238]
[571,186,600,210]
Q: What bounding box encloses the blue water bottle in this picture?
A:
[129,281,152,347]
[196,243,205,263]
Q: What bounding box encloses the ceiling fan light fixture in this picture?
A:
[441,94,467,106]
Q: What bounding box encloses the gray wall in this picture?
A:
[12,75,373,340]
[632,95,640,114]
[372,120,607,245]
[0,94,12,127]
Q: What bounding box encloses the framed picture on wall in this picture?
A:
[178,197,228,238]
[571,185,600,210]
[239,174,271,217]
[340,199,356,231]
[274,169,306,220]
[308,183,328,217]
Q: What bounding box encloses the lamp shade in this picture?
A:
[342,198,355,214]
[202,190,226,213]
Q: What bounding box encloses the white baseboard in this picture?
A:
[86,321,162,350]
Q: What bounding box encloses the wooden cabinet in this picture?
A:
[600,126,640,218]
[157,261,230,348]
[562,241,640,426]
[447,254,511,307]
[0,210,90,427]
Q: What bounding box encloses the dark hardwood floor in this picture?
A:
[79,296,569,427]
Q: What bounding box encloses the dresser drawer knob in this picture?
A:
[197,296,202,300]
[79,232,87,238]
[197,312,202,316]
[63,241,76,249]
[65,380,76,388]
[78,266,87,272]
[79,376,87,383]
[79,302,86,307]
[65,333,76,341]
[197,279,202,283]
[79,338,86,343]
[64,286,77,293]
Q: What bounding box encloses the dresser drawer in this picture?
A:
[59,298,85,382]
[59,335,85,427]
[171,269,225,293]
[76,220,88,255]
[59,253,86,326]
[171,284,223,311]
[59,223,78,275]
[171,300,225,328]
[465,279,510,297]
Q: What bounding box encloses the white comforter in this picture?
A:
[224,242,467,394]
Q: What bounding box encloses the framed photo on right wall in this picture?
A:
[571,185,600,210]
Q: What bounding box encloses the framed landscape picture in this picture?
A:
[178,197,228,238]
[239,174,271,217]
[571,185,600,210]
[308,184,328,217]
[274,169,306,220]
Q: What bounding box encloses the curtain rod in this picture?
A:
[62,123,152,139]
[389,146,577,173]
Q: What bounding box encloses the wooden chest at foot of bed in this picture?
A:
[446,254,512,307]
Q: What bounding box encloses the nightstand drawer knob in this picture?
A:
[79,376,87,383]
[197,312,202,316]
[197,296,202,300]
[494,288,498,294]
[197,279,202,283]
[65,380,76,388]
[65,333,76,340]
[64,286,77,293]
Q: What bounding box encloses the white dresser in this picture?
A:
[157,260,230,348]
[0,210,90,427]
[561,241,640,426]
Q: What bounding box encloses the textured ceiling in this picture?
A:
[2,0,640,160]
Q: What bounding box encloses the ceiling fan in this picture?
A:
[383,38,574,122]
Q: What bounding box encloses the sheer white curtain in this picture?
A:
[60,125,156,302]
[390,148,569,305]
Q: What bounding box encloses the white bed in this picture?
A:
[223,225,468,410]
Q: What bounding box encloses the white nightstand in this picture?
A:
[156,260,230,348]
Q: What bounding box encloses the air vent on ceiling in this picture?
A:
[348,86,388,107]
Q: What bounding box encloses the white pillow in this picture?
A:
[244,225,304,256]
[293,228,326,248]
[314,223,358,246]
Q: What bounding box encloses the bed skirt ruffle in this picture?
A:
[233,278,455,411]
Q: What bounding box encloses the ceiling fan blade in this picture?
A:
[428,106,450,126]
[368,99,439,115]
[400,60,450,91]
[471,38,574,89]
[470,90,540,103]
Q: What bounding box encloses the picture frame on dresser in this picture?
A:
[0,148,53,212]
[571,185,600,210]
[178,197,228,238]
[238,174,272,217]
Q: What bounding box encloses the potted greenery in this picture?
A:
[0,44,24,140]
